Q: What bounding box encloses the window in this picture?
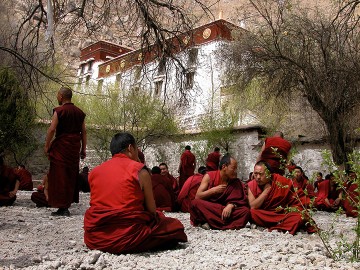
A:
[85,75,91,87]
[188,47,198,67]
[158,59,166,75]
[97,79,103,93]
[80,64,85,75]
[115,73,121,89]
[184,71,195,89]
[88,61,94,73]
[154,80,163,96]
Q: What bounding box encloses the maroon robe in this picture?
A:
[248,175,315,235]
[84,153,187,254]
[31,190,49,207]
[0,166,19,206]
[260,137,291,175]
[177,173,203,213]
[292,177,315,206]
[48,103,85,208]
[314,180,341,211]
[164,173,179,195]
[16,168,33,191]
[179,150,196,189]
[151,174,176,212]
[190,171,250,230]
[206,151,221,171]
[342,182,359,217]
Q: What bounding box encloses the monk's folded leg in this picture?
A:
[0,194,16,206]
[190,199,249,230]
[133,212,187,252]
[31,191,49,207]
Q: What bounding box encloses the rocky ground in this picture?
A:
[1,191,360,270]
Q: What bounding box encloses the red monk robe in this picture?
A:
[206,151,221,171]
[342,183,359,217]
[314,179,341,211]
[190,170,250,230]
[151,173,176,212]
[15,166,33,191]
[179,148,196,189]
[248,174,315,235]
[84,153,187,254]
[47,103,85,209]
[292,177,315,207]
[259,136,291,175]
[177,173,204,212]
[0,164,20,206]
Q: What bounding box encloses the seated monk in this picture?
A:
[84,132,187,254]
[31,174,50,207]
[248,161,316,235]
[189,154,250,230]
[15,165,33,191]
[0,156,20,206]
[78,166,90,193]
[314,174,342,211]
[292,166,315,206]
[313,172,324,192]
[342,171,358,218]
[151,166,176,212]
[159,162,179,195]
[177,166,207,213]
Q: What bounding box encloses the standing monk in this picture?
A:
[190,154,250,230]
[248,161,315,235]
[206,147,221,171]
[84,132,187,254]
[44,87,86,216]
[257,131,291,175]
[0,156,20,206]
[178,145,196,189]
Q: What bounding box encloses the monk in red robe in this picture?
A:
[342,171,358,217]
[248,161,316,235]
[206,147,221,171]
[151,166,176,212]
[78,166,90,193]
[177,166,207,213]
[31,174,50,207]
[84,132,187,254]
[178,145,196,189]
[15,165,33,191]
[44,87,86,216]
[190,154,250,230]
[257,131,291,175]
[314,174,342,211]
[292,166,315,206]
[313,172,324,192]
[0,156,20,206]
[159,162,179,195]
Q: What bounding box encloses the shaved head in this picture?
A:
[59,87,72,100]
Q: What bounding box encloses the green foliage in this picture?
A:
[74,84,179,161]
[0,68,37,163]
[316,150,360,261]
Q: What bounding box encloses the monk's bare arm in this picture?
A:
[44,112,58,154]
[247,184,271,209]
[80,121,87,159]
[9,180,20,198]
[139,169,156,215]
[195,174,226,200]
[256,142,266,162]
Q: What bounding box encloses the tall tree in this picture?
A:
[225,0,360,165]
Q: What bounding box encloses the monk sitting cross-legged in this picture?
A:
[177,166,207,213]
[151,166,177,212]
[84,132,187,254]
[189,154,250,230]
[248,161,316,235]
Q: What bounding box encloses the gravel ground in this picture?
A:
[1,191,360,270]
